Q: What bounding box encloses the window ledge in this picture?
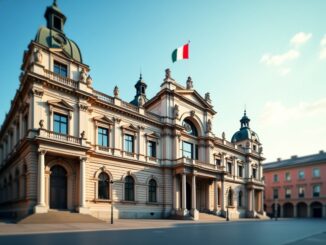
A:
[120,200,137,204]
[93,199,112,203]
[146,202,160,205]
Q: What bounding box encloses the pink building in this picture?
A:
[263,151,326,218]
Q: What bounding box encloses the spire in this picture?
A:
[44,0,66,33]
[130,73,148,106]
[240,110,250,128]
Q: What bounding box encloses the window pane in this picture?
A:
[182,141,193,159]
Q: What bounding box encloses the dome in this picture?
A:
[231,110,260,143]
[35,27,82,63]
[34,1,82,63]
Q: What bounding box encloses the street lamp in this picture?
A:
[110,180,114,224]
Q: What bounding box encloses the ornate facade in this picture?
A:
[0,1,265,220]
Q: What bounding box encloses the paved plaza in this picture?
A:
[0,219,325,245]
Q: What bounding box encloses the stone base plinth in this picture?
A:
[34,205,48,214]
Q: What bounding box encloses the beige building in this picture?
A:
[0,2,265,221]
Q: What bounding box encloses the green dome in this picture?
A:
[231,128,260,143]
[35,27,82,63]
[34,1,82,63]
[231,110,260,143]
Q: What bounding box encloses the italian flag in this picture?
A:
[172,43,189,63]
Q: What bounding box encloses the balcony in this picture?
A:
[38,129,86,147]
[176,157,223,171]
[44,69,79,89]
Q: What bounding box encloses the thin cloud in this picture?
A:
[260,49,299,66]
[319,35,326,60]
[290,32,312,47]
[259,98,326,126]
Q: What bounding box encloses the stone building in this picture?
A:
[0,1,265,220]
[264,151,326,218]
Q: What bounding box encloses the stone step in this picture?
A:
[17,211,105,224]
[198,212,225,221]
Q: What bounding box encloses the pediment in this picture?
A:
[175,90,212,109]
[121,124,138,132]
[145,132,160,138]
[48,99,74,111]
[93,115,114,125]
[49,48,71,59]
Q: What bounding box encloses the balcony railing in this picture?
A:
[38,129,82,145]
[94,90,114,104]
[44,69,79,88]
[121,101,138,112]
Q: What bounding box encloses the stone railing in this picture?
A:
[94,90,114,104]
[44,69,79,88]
[38,129,82,145]
[176,157,219,171]
[121,101,138,112]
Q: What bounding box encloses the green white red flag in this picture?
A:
[172,43,189,62]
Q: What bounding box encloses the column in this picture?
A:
[221,179,225,212]
[214,179,218,213]
[79,157,89,214]
[34,150,47,213]
[252,189,255,213]
[261,191,264,213]
[172,174,177,212]
[19,112,23,140]
[182,173,186,210]
[280,205,284,217]
[248,189,252,211]
[322,205,326,218]
[307,205,311,218]
[293,204,297,218]
[191,174,198,220]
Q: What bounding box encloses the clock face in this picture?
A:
[183,121,192,134]
[52,34,66,48]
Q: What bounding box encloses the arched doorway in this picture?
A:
[50,165,67,210]
[297,202,307,218]
[310,202,322,218]
[283,203,294,217]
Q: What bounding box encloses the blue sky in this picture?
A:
[0,0,325,162]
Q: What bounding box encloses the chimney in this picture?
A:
[319,150,324,154]
[277,158,281,162]
[291,155,298,159]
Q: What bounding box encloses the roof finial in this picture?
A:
[53,0,58,7]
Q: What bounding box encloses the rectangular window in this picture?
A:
[182,141,193,159]
[313,168,320,178]
[285,188,291,199]
[273,174,279,182]
[53,113,68,134]
[148,141,156,158]
[53,61,68,77]
[285,172,291,181]
[298,170,305,180]
[238,165,243,178]
[227,162,232,175]
[313,185,320,197]
[53,15,62,31]
[124,134,134,153]
[298,186,305,198]
[273,188,279,199]
[215,159,221,166]
[98,127,109,147]
[195,145,199,160]
[252,168,257,179]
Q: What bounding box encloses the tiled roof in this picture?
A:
[263,151,326,170]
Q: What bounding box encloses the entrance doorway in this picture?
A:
[50,165,67,210]
[311,202,322,218]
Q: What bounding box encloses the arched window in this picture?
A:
[182,119,198,137]
[238,191,243,207]
[228,188,233,207]
[98,172,110,200]
[125,176,135,201]
[148,179,157,202]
